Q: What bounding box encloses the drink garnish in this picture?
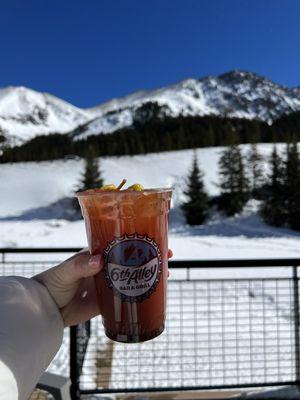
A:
[100,179,144,191]
[127,183,144,191]
[100,184,117,190]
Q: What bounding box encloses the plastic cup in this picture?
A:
[76,188,172,343]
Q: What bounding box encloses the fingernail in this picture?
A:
[89,254,102,268]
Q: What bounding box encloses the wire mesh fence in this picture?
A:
[79,276,298,394]
[1,250,300,399]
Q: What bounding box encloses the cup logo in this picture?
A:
[103,234,162,302]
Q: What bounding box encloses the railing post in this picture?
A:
[70,325,80,400]
[293,266,300,388]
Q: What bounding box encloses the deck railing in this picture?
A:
[1,249,300,399]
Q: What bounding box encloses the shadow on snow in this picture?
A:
[0,197,81,222]
[169,206,300,239]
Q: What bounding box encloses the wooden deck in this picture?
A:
[117,389,244,400]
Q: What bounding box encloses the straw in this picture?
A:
[114,295,122,322]
[113,200,123,326]
[117,179,127,190]
[128,215,139,338]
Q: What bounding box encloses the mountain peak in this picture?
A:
[219,69,258,78]
[77,69,300,139]
[2,70,300,146]
[0,86,92,145]
[217,69,270,85]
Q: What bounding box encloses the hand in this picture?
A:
[34,250,103,327]
[33,249,173,327]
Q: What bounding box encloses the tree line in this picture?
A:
[2,101,300,163]
[76,140,300,232]
[181,142,300,232]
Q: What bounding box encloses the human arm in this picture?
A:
[0,251,102,400]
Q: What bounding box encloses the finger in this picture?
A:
[167,269,170,278]
[61,252,103,284]
[168,249,173,259]
[89,255,104,271]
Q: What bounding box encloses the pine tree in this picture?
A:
[247,143,264,197]
[181,154,208,225]
[79,150,103,192]
[218,144,249,216]
[261,146,286,226]
[73,150,103,213]
[286,142,300,230]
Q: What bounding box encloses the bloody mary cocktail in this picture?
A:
[76,187,172,343]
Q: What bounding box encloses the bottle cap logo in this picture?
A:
[103,234,162,302]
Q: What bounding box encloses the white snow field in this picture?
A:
[1,144,300,259]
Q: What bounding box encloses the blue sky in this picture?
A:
[0,0,299,107]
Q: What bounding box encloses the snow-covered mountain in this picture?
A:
[0,86,92,145]
[2,71,300,145]
[76,70,300,140]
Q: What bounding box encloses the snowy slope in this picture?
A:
[2,144,300,260]
[0,86,92,145]
[77,70,300,139]
[0,145,254,217]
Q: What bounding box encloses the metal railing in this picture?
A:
[1,249,300,399]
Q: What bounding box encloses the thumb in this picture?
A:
[33,251,104,309]
[62,252,103,284]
